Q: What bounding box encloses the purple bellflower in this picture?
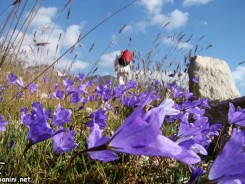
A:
[78,73,85,81]
[21,102,66,144]
[113,85,125,99]
[189,166,205,184]
[20,107,28,124]
[28,83,38,94]
[193,76,199,83]
[173,87,184,99]
[63,78,75,94]
[207,123,223,137]
[16,77,24,88]
[199,98,210,109]
[16,92,23,98]
[139,92,160,102]
[7,73,17,84]
[87,109,107,129]
[178,115,206,148]
[0,115,8,132]
[70,91,81,104]
[76,83,87,94]
[165,102,185,122]
[88,94,201,165]
[43,76,48,83]
[177,113,222,155]
[208,128,245,183]
[88,95,95,102]
[66,86,75,95]
[88,124,118,162]
[6,73,24,88]
[52,104,72,126]
[80,96,87,105]
[54,83,58,89]
[167,82,176,90]
[63,78,74,88]
[183,99,202,109]
[125,80,137,90]
[53,90,65,100]
[93,77,99,84]
[154,79,160,87]
[228,102,245,126]
[187,107,205,119]
[122,93,139,107]
[10,140,15,150]
[53,129,78,154]
[86,80,92,87]
[96,85,111,101]
[185,89,195,101]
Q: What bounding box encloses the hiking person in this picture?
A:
[114,50,133,85]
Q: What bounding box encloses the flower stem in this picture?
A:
[13,142,32,176]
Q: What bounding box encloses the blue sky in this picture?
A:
[0,0,244,95]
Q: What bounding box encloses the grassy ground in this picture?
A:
[0,1,222,183]
[0,71,197,183]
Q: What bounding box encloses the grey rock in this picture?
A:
[205,96,245,125]
[188,56,241,100]
[205,96,245,152]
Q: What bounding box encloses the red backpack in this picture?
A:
[119,50,133,66]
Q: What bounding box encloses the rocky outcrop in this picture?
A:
[206,96,245,125]
[188,56,240,100]
[205,96,245,153]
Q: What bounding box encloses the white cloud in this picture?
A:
[27,6,85,51]
[152,9,189,30]
[1,6,88,75]
[136,1,188,32]
[163,36,193,49]
[166,0,174,3]
[200,21,208,26]
[102,71,110,76]
[5,27,60,66]
[168,9,189,29]
[135,21,149,33]
[99,50,121,67]
[117,22,148,35]
[232,66,245,87]
[183,0,213,7]
[70,60,89,70]
[123,22,149,34]
[57,59,89,74]
[140,0,163,14]
[63,23,85,48]
[122,25,134,34]
[28,7,57,28]
[178,42,193,49]
[152,13,167,26]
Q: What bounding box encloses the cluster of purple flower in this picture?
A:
[87,93,202,164]
[20,102,77,154]
[1,72,244,183]
[5,73,38,96]
[165,81,245,183]
[207,103,245,184]
[0,115,8,132]
[85,79,245,183]
[166,83,223,158]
